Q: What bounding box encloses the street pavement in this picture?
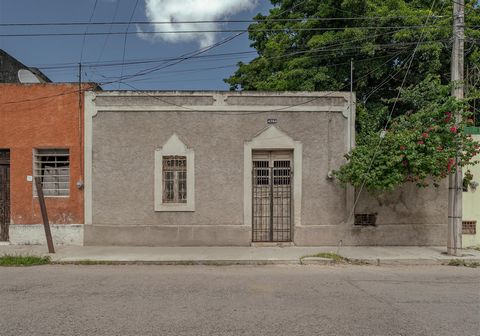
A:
[0,265,478,336]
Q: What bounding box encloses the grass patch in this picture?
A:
[300,252,372,265]
[447,259,480,268]
[310,252,346,262]
[300,252,347,263]
[0,255,51,266]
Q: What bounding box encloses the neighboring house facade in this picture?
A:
[0,49,51,84]
[84,91,448,246]
[0,83,94,245]
[463,131,480,247]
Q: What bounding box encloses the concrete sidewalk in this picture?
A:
[1,244,480,265]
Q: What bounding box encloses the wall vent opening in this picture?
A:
[354,213,377,226]
[462,220,477,235]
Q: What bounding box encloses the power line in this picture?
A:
[95,0,121,64]
[0,15,451,27]
[113,0,309,87]
[79,0,98,63]
[121,51,409,85]
[33,26,425,70]
[0,11,451,103]
[112,33,245,84]
[36,51,258,70]
[0,49,407,107]
[116,51,405,116]
[0,33,246,106]
[0,25,454,38]
[108,27,446,86]
[119,0,140,89]
[35,38,445,72]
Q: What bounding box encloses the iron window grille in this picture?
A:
[33,149,70,197]
[162,155,187,203]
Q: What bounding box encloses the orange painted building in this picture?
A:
[0,83,95,244]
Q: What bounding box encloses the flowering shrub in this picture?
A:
[335,77,480,192]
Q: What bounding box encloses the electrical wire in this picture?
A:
[0,0,312,104]
[0,30,444,104]
[0,25,454,37]
[33,27,429,71]
[95,0,121,64]
[105,27,438,86]
[119,0,140,89]
[0,15,450,27]
[79,0,98,64]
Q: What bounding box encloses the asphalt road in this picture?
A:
[0,265,478,336]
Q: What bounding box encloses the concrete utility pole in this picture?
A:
[448,0,464,256]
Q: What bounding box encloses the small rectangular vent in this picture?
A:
[354,213,377,226]
[462,220,477,235]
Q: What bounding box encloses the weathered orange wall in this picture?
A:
[0,83,90,224]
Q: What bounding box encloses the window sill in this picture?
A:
[155,203,195,212]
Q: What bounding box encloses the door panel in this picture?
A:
[0,149,10,241]
[252,151,292,242]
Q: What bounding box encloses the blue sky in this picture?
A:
[0,0,272,90]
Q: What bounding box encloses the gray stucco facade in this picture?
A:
[84,91,447,246]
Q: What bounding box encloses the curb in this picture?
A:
[22,258,480,266]
[346,258,480,266]
[50,259,302,266]
[300,257,336,265]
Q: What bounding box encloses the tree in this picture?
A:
[226,0,480,123]
[225,0,480,191]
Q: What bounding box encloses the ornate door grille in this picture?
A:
[252,151,292,242]
[0,149,10,241]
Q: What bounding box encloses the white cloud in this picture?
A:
[142,0,258,47]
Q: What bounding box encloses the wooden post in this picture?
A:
[34,177,55,253]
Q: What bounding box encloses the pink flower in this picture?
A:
[444,112,452,123]
[422,132,429,138]
[417,140,424,145]
[450,126,457,133]
[447,158,455,171]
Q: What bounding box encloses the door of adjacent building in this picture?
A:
[252,151,293,242]
[0,149,10,241]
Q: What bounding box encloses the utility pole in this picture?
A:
[349,58,353,151]
[448,0,464,256]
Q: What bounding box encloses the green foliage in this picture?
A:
[226,0,479,106]
[0,255,51,266]
[334,76,480,191]
[227,0,480,191]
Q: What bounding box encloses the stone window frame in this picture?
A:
[154,134,195,212]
